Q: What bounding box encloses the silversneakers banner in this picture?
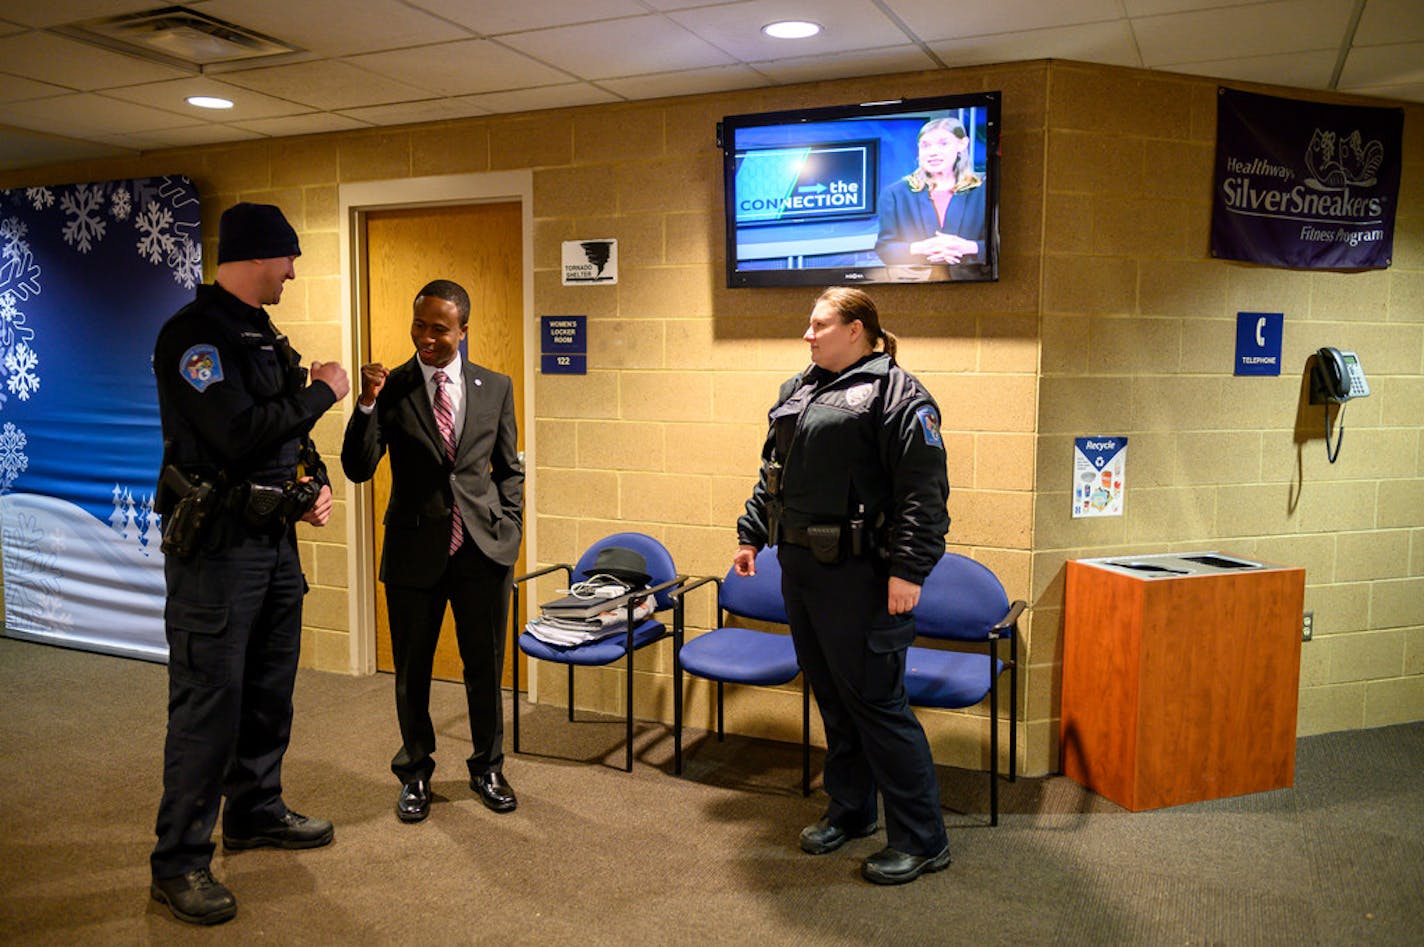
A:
[1211,87,1403,270]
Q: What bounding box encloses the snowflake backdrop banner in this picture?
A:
[0,175,202,661]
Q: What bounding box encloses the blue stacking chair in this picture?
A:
[510,532,683,772]
[671,547,810,795]
[904,552,1025,826]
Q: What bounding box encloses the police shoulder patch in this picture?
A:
[915,405,943,448]
[180,344,223,392]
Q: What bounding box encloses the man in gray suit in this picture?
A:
[341,279,523,823]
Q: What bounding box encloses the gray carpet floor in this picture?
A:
[1,636,1420,945]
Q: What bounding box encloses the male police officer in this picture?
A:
[149,202,350,925]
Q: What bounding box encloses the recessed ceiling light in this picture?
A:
[186,95,233,110]
[762,20,821,40]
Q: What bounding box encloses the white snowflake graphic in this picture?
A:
[0,240,42,302]
[0,420,28,491]
[1,511,62,616]
[1,216,28,260]
[168,235,202,290]
[37,589,76,634]
[135,200,175,264]
[4,341,40,401]
[0,291,35,383]
[60,183,108,253]
[110,187,132,221]
[25,186,54,211]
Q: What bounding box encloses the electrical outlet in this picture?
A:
[1302,611,1314,641]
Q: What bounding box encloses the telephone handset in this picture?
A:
[1311,347,1370,404]
[1309,347,1369,463]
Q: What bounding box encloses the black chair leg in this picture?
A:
[567,664,575,722]
[674,666,683,776]
[715,681,724,740]
[1009,647,1019,783]
[990,663,999,827]
[625,651,634,772]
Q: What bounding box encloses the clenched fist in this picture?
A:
[310,360,350,400]
[358,363,389,407]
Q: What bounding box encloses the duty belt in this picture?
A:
[778,525,822,547]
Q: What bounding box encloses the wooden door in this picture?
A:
[362,202,525,686]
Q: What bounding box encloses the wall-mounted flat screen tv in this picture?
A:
[720,91,1000,288]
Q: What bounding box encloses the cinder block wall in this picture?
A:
[1032,63,1424,767]
[2,59,1419,778]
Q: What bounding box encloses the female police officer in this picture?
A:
[734,286,950,885]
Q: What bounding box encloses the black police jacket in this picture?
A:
[154,282,335,490]
[738,352,950,586]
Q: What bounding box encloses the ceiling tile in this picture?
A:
[0,130,131,172]
[0,72,71,102]
[199,0,469,57]
[499,15,736,80]
[405,0,648,35]
[228,113,372,137]
[101,77,312,121]
[0,1,161,29]
[345,39,571,96]
[458,83,622,115]
[1335,78,1424,104]
[598,64,770,101]
[1133,0,1353,66]
[1338,42,1424,89]
[217,60,434,111]
[0,31,190,90]
[1120,0,1265,14]
[94,123,265,150]
[929,20,1142,69]
[885,0,1123,44]
[668,0,909,58]
[749,43,939,84]
[337,97,493,126]
[637,0,730,9]
[1164,50,1338,90]
[1354,0,1424,46]
[3,92,202,137]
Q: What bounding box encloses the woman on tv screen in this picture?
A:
[874,117,987,268]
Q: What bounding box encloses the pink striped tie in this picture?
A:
[432,370,463,554]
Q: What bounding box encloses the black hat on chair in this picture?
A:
[591,547,651,587]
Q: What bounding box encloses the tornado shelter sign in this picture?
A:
[562,239,617,285]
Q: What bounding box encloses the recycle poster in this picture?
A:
[1073,436,1127,518]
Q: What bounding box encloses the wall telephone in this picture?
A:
[1308,347,1369,463]
[1310,347,1370,404]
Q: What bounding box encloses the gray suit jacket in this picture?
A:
[342,355,523,587]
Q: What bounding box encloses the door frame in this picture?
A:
[338,171,536,679]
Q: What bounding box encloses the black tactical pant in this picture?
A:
[778,544,948,857]
[151,524,305,880]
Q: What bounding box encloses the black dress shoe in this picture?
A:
[799,816,878,855]
[223,810,335,850]
[861,844,952,885]
[470,771,517,812]
[397,779,432,823]
[150,868,237,925]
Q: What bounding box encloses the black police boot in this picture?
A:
[150,868,237,925]
[223,810,334,850]
[799,816,878,855]
[861,844,952,885]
